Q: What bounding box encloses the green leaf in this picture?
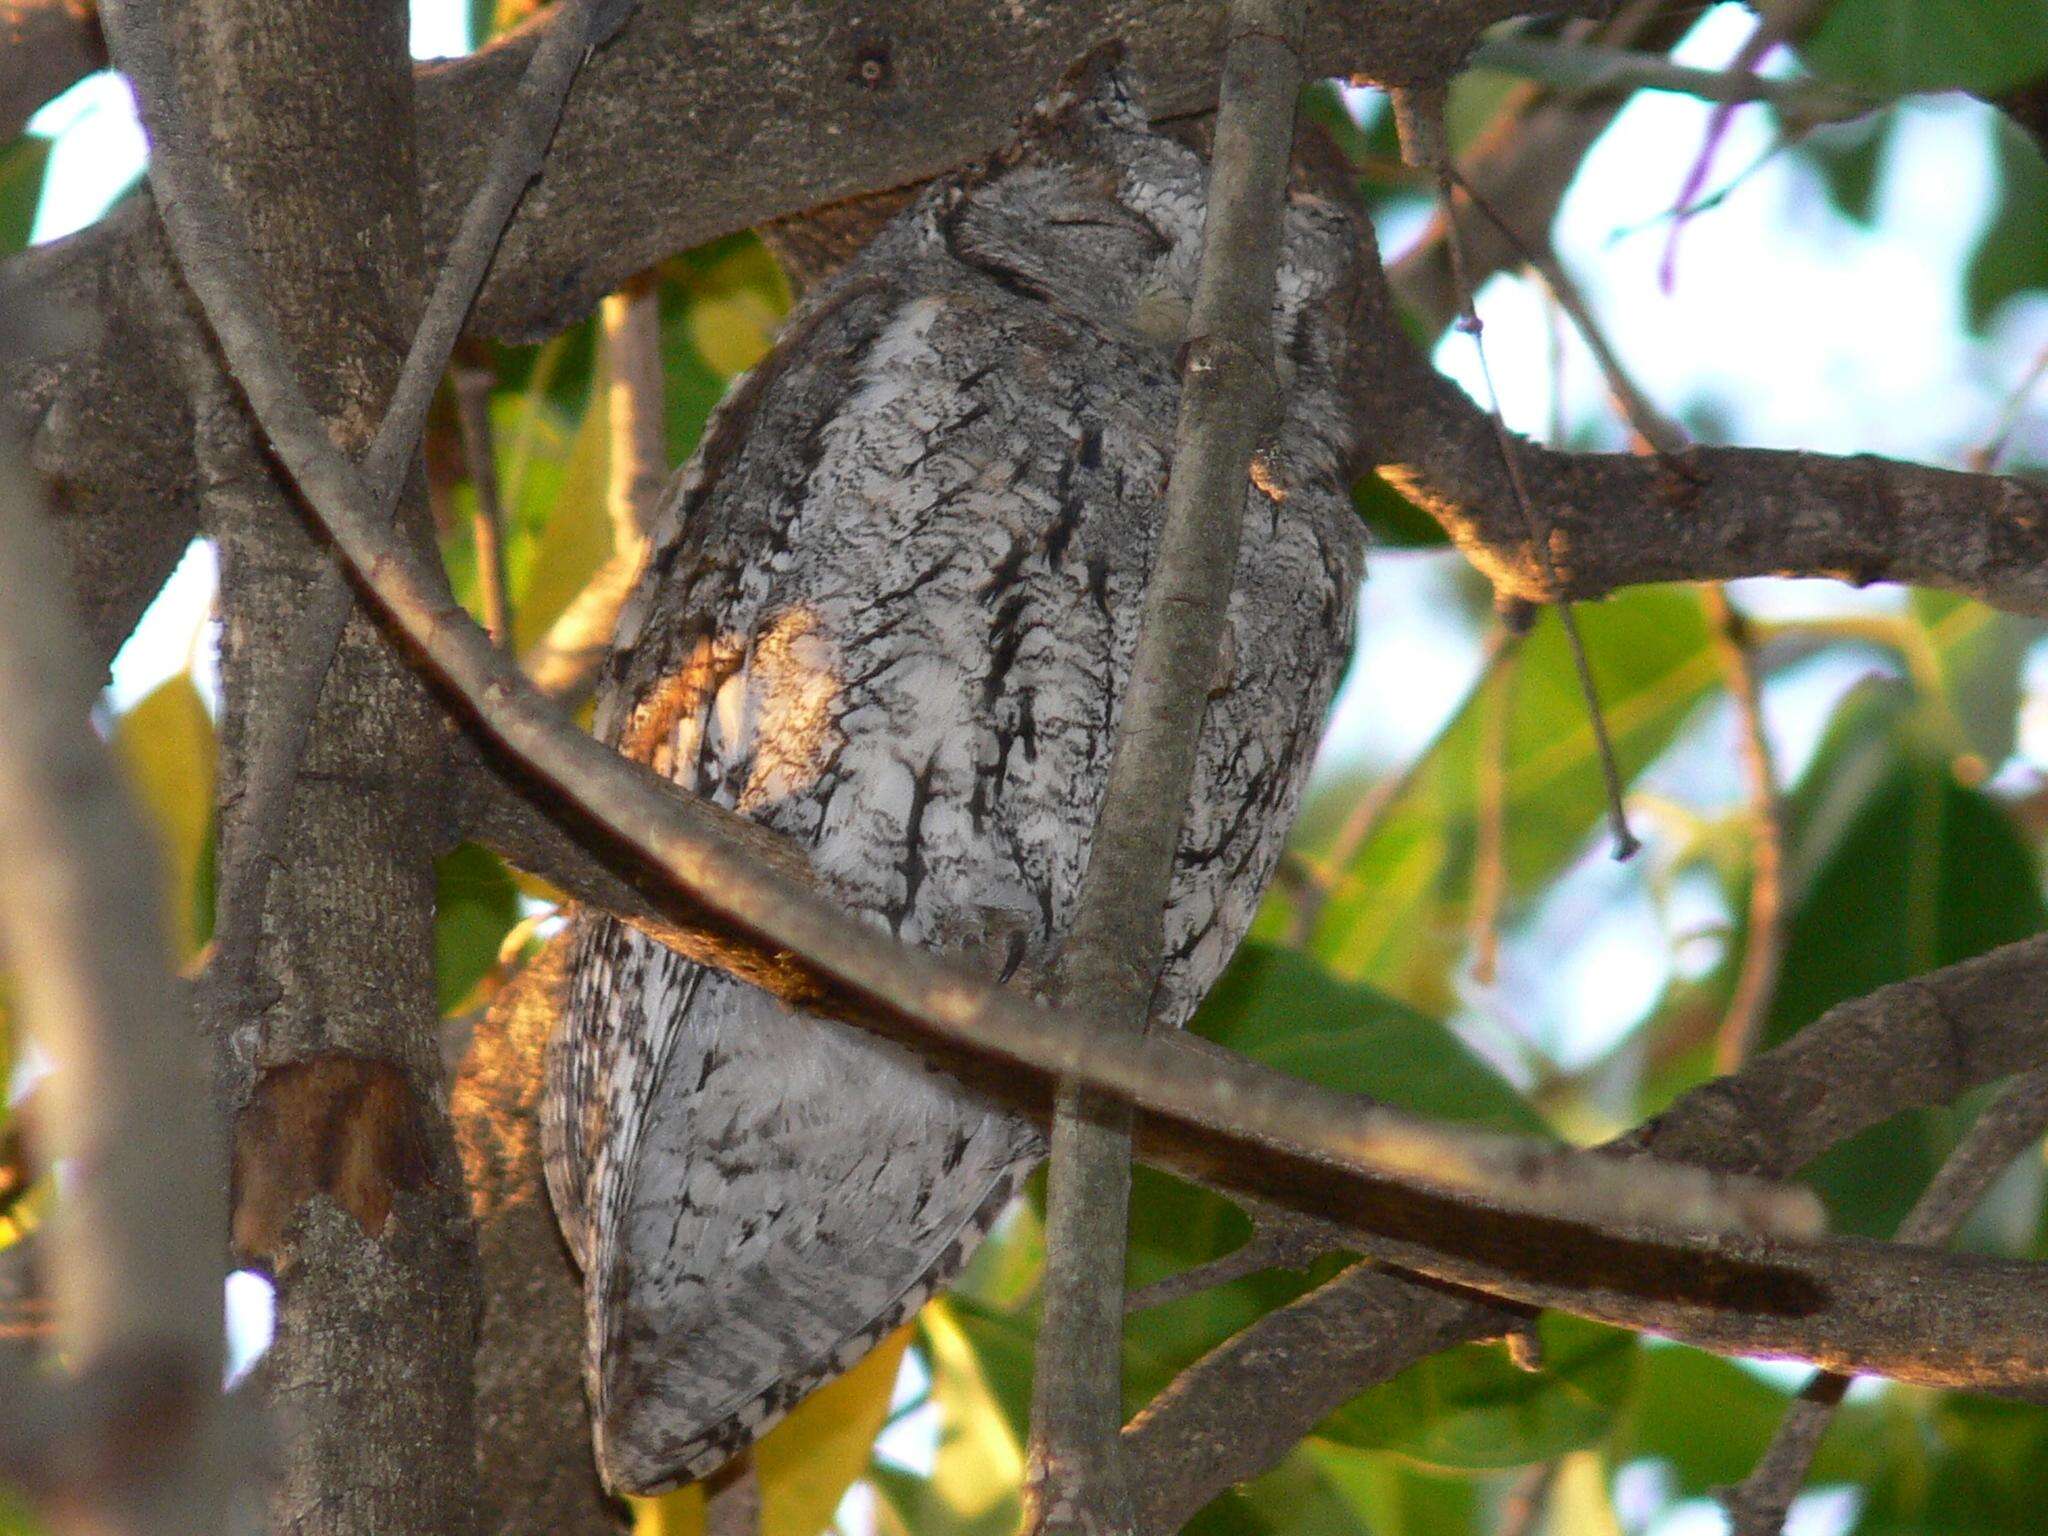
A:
[1859,1394,2048,1533]
[1185,1448,1373,1536]
[1965,116,2048,333]
[1306,588,1719,1010]
[1610,1346,1885,1499]
[1352,474,1450,548]
[1315,1314,1637,1471]
[1796,109,1899,227]
[1906,588,2040,770]
[1801,0,2048,95]
[433,843,521,1015]
[1114,947,1543,1409]
[659,234,792,463]
[1306,1440,1484,1536]
[894,1299,1028,1536]
[508,360,614,655]
[1763,682,2047,1235]
[1195,946,1544,1136]
[0,138,50,255]
[111,674,217,962]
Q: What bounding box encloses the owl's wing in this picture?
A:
[583,953,1031,1492]
[546,262,1046,1495]
[539,276,900,1279]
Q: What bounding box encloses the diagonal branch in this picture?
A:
[1121,930,2048,1531]
[1722,1065,2048,1536]
[200,0,618,1082]
[1027,8,1307,1529]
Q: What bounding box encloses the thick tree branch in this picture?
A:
[1348,238,2048,616]
[1122,932,2048,1531]
[109,1,485,1530]
[1027,11,1307,1530]
[4,0,1591,671]
[199,0,613,1081]
[0,429,229,1532]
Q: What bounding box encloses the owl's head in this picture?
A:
[931,47,1368,391]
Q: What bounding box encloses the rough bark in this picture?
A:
[144,1,479,1531]
[5,0,1590,675]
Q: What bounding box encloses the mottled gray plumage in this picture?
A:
[542,58,1370,1496]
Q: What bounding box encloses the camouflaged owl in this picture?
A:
[542,55,1371,1495]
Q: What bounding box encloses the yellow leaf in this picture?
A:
[922,1300,1024,1531]
[688,287,781,379]
[1546,1451,1625,1536]
[512,378,613,656]
[685,241,791,379]
[112,675,216,960]
[632,1325,913,1536]
[759,1326,912,1536]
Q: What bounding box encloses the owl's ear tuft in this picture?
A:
[1012,42,1146,151]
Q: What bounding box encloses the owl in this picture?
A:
[542,55,1371,1496]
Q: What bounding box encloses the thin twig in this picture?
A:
[111,0,1832,1302]
[1968,339,2048,473]
[1722,1065,2048,1536]
[1470,34,1872,121]
[1396,94,1639,859]
[1027,10,1308,1528]
[1468,635,1518,985]
[1448,176,1789,1068]
[0,428,231,1532]
[1124,1204,1342,1314]
[1290,625,1520,946]
[523,274,665,705]
[453,356,513,646]
[1660,0,1834,290]
[194,0,615,1051]
[1706,586,1786,1073]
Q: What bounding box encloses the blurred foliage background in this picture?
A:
[9,1,2048,1533]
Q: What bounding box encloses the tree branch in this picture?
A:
[1027,9,1307,1529]
[110,1,487,1529]
[1122,931,2048,1530]
[1350,248,2048,616]
[1722,1065,2048,1536]
[0,424,229,1532]
[199,0,615,1080]
[5,0,1593,674]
